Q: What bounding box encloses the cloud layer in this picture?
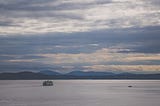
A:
[0,0,160,73]
[0,0,159,35]
[0,30,160,73]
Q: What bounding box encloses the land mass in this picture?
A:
[0,71,160,80]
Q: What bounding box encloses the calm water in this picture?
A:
[0,80,160,106]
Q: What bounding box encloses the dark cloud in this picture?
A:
[0,0,113,20]
[149,0,160,6]
[0,26,159,56]
[0,21,13,26]
[0,26,160,72]
[0,0,114,11]
[0,61,51,72]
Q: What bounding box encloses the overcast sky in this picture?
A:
[0,0,160,73]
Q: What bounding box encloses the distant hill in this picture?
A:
[0,71,49,80]
[0,71,160,80]
[38,70,61,75]
[66,71,114,76]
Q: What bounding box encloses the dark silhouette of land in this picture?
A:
[0,71,160,80]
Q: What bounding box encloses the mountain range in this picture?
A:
[0,70,160,80]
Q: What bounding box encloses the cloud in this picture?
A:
[35,48,160,67]
[0,0,159,73]
[0,0,159,35]
[39,48,112,64]
[0,26,160,55]
[83,65,160,73]
[0,47,160,73]
[1,51,160,73]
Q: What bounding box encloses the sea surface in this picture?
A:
[0,80,160,106]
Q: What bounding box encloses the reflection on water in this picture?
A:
[0,80,160,106]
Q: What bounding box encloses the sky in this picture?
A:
[0,0,160,73]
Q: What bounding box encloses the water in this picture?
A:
[0,80,160,106]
